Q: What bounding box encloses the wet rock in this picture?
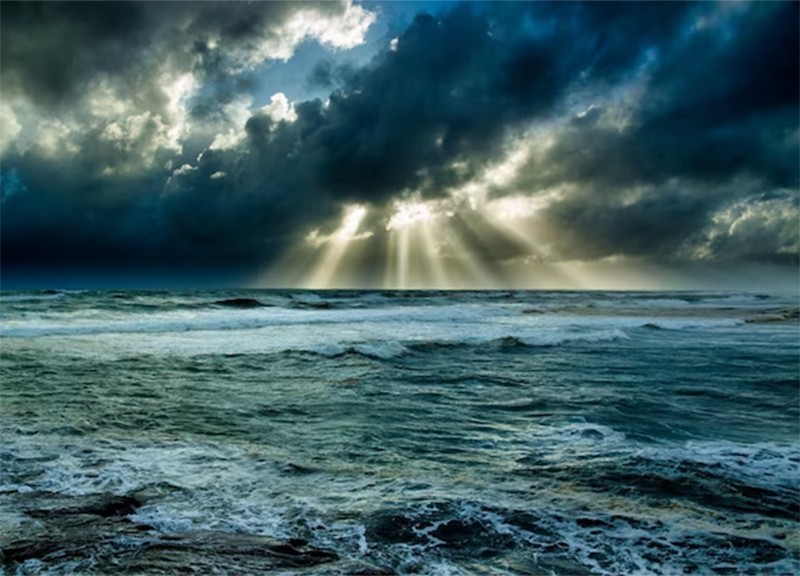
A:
[129,531,338,568]
[130,481,185,504]
[2,492,339,574]
[531,555,593,576]
[313,559,395,575]
[576,517,611,529]
[26,494,141,518]
[3,512,139,565]
[368,514,420,545]
[430,519,484,546]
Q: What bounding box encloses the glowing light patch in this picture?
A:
[306,205,371,248]
[260,93,297,123]
[486,195,539,221]
[337,205,367,240]
[386,201,437,231]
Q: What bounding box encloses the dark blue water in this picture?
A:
[1,290,798,574]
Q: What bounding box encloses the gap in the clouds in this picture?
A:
[252,41,339,105]
[251,1,452,107]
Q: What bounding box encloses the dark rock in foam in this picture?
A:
[1,492,339,573]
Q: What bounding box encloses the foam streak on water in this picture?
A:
[0,289,798,574]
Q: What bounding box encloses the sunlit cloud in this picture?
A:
[287,1,376,52]
[209,128,246,152]
[238,0,376,65]
[34,117,81,158]
[258,92,297,124]
[482,143,531,189]
[448,135,543,209]
[162,71,196,148]
[485,195,540,221]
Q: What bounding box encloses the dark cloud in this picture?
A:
[701,190,800,267]
[0,1,354,114]
[263,2,650,204]
[507,1,799,263]
[0,1,152,107]
[308,60,336,89]
[541,180,724,262]
[0,1,797,285]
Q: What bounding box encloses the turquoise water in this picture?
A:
[1,290,798,574]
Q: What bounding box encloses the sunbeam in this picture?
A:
[384,199,438,288]
[480,192,583,288]
[383,199,468,288]
[304,204,370,288]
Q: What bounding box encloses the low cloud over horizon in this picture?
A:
[1,1,798,289]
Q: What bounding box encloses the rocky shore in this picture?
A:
[1,491,391,574]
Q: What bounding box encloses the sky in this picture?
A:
[0,1,798,290]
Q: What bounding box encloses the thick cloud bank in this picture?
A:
[1,1,797,287]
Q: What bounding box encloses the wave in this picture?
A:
[287,293,335,309]
[639,440,800,494]
[636,318,744,330]
[365,490,798,575]
[298,331,633,360]
[298,341,410,360]
[516,422,800,496]
[482,330,631,349]
[0,301,520,339]
[293,332,629,360]
[589,297,694,309]
[212,298,271,309]
[694,292,773,305]
[6,426,797,575]
[0,298,771,367]
[524,329,630,346]
[0,308,750,365]
[0,293,66,302]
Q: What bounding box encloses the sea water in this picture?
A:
[0,290,797,574]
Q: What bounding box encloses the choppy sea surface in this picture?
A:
[0,289,798,575]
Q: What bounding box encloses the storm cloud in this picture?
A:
[1,1,797,287]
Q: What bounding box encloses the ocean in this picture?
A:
[0,289,798,575]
